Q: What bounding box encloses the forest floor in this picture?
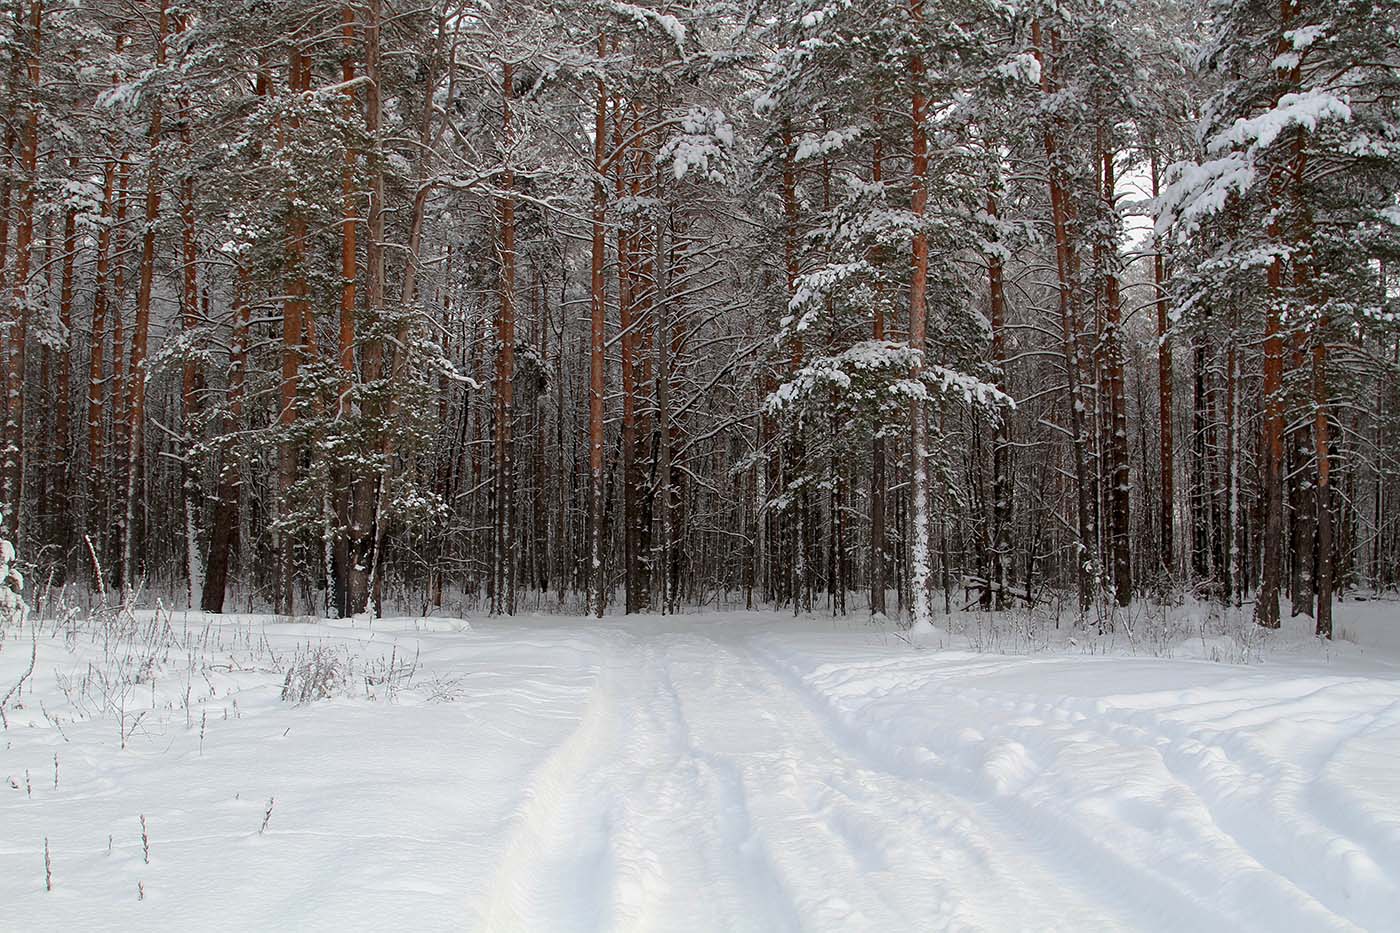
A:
[2,599,1399,931]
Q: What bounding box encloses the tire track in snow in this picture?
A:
[658,632,1148,932]
[478,628,803,933]
[828,668,1399,930]
[741,637,1293,933]
[478,631,625,932]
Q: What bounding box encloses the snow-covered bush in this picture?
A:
[280,643,354,704]
[0,516,25,626]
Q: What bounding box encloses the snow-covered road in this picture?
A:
[4,610,1400,931]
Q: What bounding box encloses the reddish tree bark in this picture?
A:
[55,159,78,537]
[908,0,933,626]
[332,5,359,617]
[277,44,312,615]
[2,0,42,542]
[121,3,167,594]
[1150,152,1175,576]
[1101,147,1131,606]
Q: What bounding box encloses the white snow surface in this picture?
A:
[4,601,1400,931]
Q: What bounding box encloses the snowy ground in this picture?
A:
[3,599,1400,931]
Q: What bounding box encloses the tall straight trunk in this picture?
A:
[179,58,202,607]
[1224,316,1240,603]
[493,60,517,616]
[1101,147,1131,606]
[587,32,608,617]
[332,5,358,617]
[1033,19,1093,610]
[532,269,549,593]
[3,0,41,543]
[1289,124,1316,619]
[0,122,14,537]
[1258,0,1300,628]
[988,188,1011,610]
[1150,153,1175,576]
[277,45,312,615]
[55,159,78,548]
[1191,337,1214,581]
[869,132,888,616]
[907,0,932,627]
[349,0,383,616]
[633,106,657,608]
[201,266,250,612]
[1257,260,1286,628]
[1289,345,1315,617]
[1314,319,1332,637]
[123,2,167,595]
[656,213,675,611]
[781,117,808,612]
[616,94,639,613]
[359,2,442,610]
[86,156,115,569]
[111,124,131,584]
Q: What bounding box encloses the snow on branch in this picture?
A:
[1153,154,1256,236]
[610,2,687,57]
[767,341,1012,417]
[787,261,873,316]
[794,126,865,162]
[1207,91,1352,155]
[658,107,735,183]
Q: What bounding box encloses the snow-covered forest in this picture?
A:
[0,0,1395,626]
[3,0,1400,929]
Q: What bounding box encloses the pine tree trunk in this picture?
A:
[331,5,359,618]
[0,121,14,541]
[3,0,42,544]
[201,266,249,613]
[869,134,888,616]
[1101,148,1131,607]
[781,118,808,613]
[349,0,383,617]
[123,1,166,597]
[616,96,639,613]
[1034,20,1093,611]
[493,60,517,617]
[110,126,131,587]
[988,189,1012,610]
[1150,152,1174,577]
[55,159,78,555]
[277,45,312,616]
[587,32,608,618]
[1224,320,1239,604]
[179,55,202,608]
[907,0,932,628]
[1257,254,1286,629]
[86,156,115,580]
[1314,321,1333,637]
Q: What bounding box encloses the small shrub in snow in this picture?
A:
[280,644,352,704]
[363,644,419,701]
